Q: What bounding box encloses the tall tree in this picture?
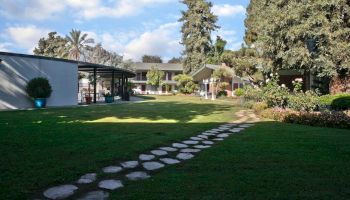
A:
[33,32,68,58]
[208,36,227,64]
[84,43,123,67]
[142,55,163,63]
[146,66,165,89]
[245,0,350,81]
[168,57,183,64]
[66,29,94,61]
[179,0,219,74]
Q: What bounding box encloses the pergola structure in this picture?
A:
[78,63,135,103]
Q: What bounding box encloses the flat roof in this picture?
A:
[131,63,183,71]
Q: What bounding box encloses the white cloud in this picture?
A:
[212,4,246,17]
[123,22,183,61]
[5,25,51,53]
[0,42,12,52]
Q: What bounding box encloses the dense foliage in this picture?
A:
[168,57,183,64]
[142,55,163,63]
[319,93,350,110]
[146,67,164,88]
[173,74,198,94]
[245,0,350,79]
[84,44,123,67]
[207,36,227,65]
[26,77,52,99]
[179,0,219,74]
[33,32,68,58]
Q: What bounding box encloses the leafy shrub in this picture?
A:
[217,90,227,97]
[262,81,290,108]
[319,93,350,110]
[241,100,255,109]
[243,85,263,101]
[252,102,268,113]
[235,88,244,97]
[174,74,198,94]
[26,77,52,98]
[288,91,320,112]
[260,108,294,121]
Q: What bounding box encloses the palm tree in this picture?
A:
[66,29,94,61]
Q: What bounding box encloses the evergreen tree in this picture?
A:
[33,32,68,58]
[142,55,163,63]
[179,0,219,74]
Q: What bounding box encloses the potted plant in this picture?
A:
[103,92,114,103]
[26,77,52,108]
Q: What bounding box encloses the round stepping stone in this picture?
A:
[98,180,123,190]
[202,140,214,145]
[217,133,229,138]
[190,137,203,141]
[182,140,199,145]
[77,173,97,184]
[102,166,123,174]
[213,138,224,141]
[160,158,180,164]
[176,153,194,160]
[126,171,151,181]
[139,154,155,161]
[121,161,139,169]
[151,150,168,156]
[43,185,78,199]
[197,135,208,139]
[194,145,211,149]
[77,190,109,200]
[142,161,165,170]
[172,143,188,148]
[159,147,178,152]
[180,148,201,153]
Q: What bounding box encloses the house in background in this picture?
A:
[130,63,182,94]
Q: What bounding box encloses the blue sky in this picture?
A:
[0,0,249,61]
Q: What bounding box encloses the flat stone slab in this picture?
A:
[239,124,253,128]
[43,184,78,199]
[194,145,211,149]
[126,171,151,181]
[159,147,178,152]
[218,127,229,130]
[230,129,242,133]
[77,190,109,200]
[121,161,139,169]
[202,140,214,145]
[151,150,168,156]
[211,129,222,132]
[142,161,165,170]
[202,132,215,136]
[160,158,181,164]
[102,166,123,174]
[213,138,224,141]
[172,143,188,148]
[139,154,155,161]
[180,148,201,153]
[77,173,97,184]
[197,135,208,139]
[176,153,194,160]
[217,133,229,138]
[98,180,123,190]
[182,140,199,145]
[190,137,204,141]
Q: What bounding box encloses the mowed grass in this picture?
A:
[0,95,240,199]
[113,122,350,200]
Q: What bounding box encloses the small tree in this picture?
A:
[212,66,234,96]
[146,67,165,90]
[26,77,52,99]
[174,74,198,94]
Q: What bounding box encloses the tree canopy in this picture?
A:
[66,29,94,61]
[168,57,183,64]
[207,36,227,65]
[142,55,163,63]
[179,0,219,74]
[84,44,122,67]
[146,66,165,88]
[245,0,350,78]
[173,74,198,94]
[33,32,68,58]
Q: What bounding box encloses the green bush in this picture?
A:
[217,90,228,97]
[26,77,52,98]
[319,93,350,110]
[252,102,268,113]
[235,88,244,97]
[241,100,255,109]
[262,81,290,108]
[288,91,320,112]
[243,86,263,102]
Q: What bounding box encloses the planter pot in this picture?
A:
[105,96,114,103]
[85,96,92,104]
[34,98,46,108]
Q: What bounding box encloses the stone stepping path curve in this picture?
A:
[38,110,258,199]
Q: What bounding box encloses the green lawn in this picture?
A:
[1,96,349,199]
[0,95,239,199]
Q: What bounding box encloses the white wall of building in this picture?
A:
[0,54,78,109]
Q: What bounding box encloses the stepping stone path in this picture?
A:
[98,180,123,190]
[139,154,155,161]
[172,143,188,148]
[143,161,165,170]
[77,173,97,184]
[77,190,109,200]
[159,147,178,152]
[126,171,150,181]
[151,150,168,156]
[38,110,258,200]
[160,158,181,164]
[121,161,139,169]
[43,185,78,199]
[102,166,123,174]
